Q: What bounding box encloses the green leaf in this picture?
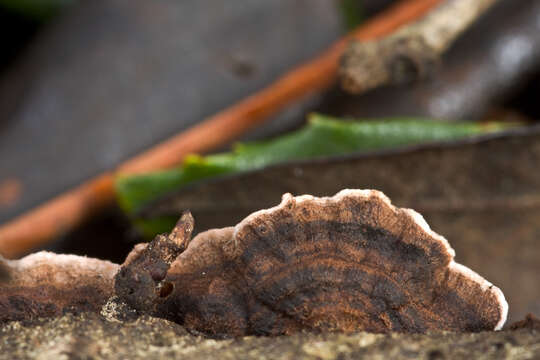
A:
[339,0,364,30]
[0,0,73,20]
[116,158,233,215]
[115,114,514,237]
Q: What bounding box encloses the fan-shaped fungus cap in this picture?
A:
[118,190,508,337]
[0,252,118,323]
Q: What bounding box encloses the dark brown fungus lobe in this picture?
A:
[114,211,194,312]
[117,190,508,337]
[509,314,540,331]
[0,252,118,323]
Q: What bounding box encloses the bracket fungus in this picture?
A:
[0,252,118,323]
[116,189,507,337]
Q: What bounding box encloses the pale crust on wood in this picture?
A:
[1,252,118,323]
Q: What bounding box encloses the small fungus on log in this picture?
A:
[115,212,194,311]
[0,252,118,323]
[116,190,508,337]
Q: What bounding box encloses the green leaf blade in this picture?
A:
[115,114,515,238]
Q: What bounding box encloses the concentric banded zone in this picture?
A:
[162,190,507,336]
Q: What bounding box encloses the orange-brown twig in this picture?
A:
[0,0,442,258]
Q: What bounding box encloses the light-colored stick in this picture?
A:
[341,0,499,93]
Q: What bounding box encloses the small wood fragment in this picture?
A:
[341,0,498,93]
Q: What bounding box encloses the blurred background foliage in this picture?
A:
[0,0,73,20]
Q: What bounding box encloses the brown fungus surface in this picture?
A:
[0,252,118,323]
[117,190,507,337]
[115,212,194,312]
